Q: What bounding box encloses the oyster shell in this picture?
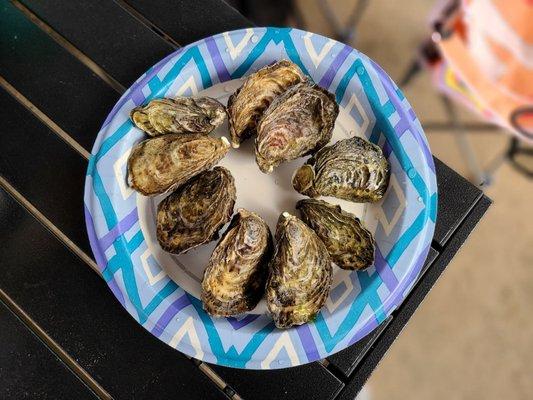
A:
[296,199,375,270]
[255,82,339,173]
[156,167,236,254]
[266,212,332,329]
[127,133,230,196]
[202,209,273,317]
[292,137,390,202]
[130,97,226,137]
[227,60,305,148]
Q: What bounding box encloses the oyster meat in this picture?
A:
[296,199,375,270]
[130,97,226,137]
[127,133,230,196]
[255,82,339,173]
[156,167,236,254]
[292,137,390,202]
[266,212,332,329]
[227,60,305,148]
[202,209,273,317]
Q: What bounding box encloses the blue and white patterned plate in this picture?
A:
[84,27,437,370]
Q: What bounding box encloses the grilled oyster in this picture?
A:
[266,212,332,329]
[130,97,226,137]
[127,134,230,196]
[202,209,272,317]
[156,167,236,254]
[255,82,339,173]
[296,199,375,270]
[292,137,390,202]
[227,60,305,148]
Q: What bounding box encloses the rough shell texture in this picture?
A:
[130,97,226,137]
[255,82,339,173]
[156,167,236,253]
[227,60,305,148]
[202,209,273,317]
[296,199,375,270]
[127,133,230,196]
[266,212,332,329]
[292,136,390,202]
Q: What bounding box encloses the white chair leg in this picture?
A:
[440,95,487,186]
[454,129,487,186]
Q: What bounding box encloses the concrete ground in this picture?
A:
[293,1,533,399]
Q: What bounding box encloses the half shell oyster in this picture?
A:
[266,212,332,329]
[127,133,230,196]
[227,60,305,148]
[292,137,390,202]
[130,97,226,136]
[296,199,375,270]
[156,167,236,254]
[202,209,273,317]
[255,82,339,173]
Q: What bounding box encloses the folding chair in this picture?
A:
[401,0,533,186]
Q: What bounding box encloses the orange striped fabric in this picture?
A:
[433,0,533,141]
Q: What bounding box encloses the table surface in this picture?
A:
[0,1,491,399]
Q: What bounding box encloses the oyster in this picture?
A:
[127,133,230,196]
[266,212,332,329]
[255,82,339,173]
[156,167,236,254]
[292,137,390,202]
[202,209,273,317]
[296,199,375,270]
[227,60,305,148]
[130,97,226,137]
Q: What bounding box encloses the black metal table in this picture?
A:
[0,1,491,399]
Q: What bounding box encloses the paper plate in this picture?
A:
[84,27,437,369]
